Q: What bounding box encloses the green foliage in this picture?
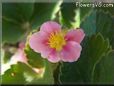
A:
[28,60,54,85]
[2,50,13,63]
[2,3,34,22]
[80,9,96,36]
[2,19,26,43]
[24,43,45,68]
[1,58,54,85]
[80,7,92,23]
[1,62,38,84]
[31,2,61,29]
[2,3,33,43]
[60,3,77,28]
[81,9,114,48]
[96,3,114,17]
[2,2,61,43]
[59,33,111,84]
[93,51,114,84]
[96,10,114,48]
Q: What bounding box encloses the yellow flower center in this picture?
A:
[48,31,66,51]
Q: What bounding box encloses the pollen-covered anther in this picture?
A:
[48,31,66,51]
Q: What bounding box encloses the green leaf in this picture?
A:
[2,3,34,43]
[2,50,13,63]
[53,62,61,84]
[93,51,114,84]
[60,33,110,84]
[81,10,114,49]
[60,3,77,28]
[1,62,38,84]
[2,3,34,23]
[24,43,45,68]
[80,6,92,23]
[2,19,26,43]
[28,60,54,85]
[96,10,114,49]
[1,68,26,84]
[30,2,62,29]
[96,3,114,17]
[60,2,93,28]
[80,9,96,36]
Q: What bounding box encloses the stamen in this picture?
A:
[48,31,66,51]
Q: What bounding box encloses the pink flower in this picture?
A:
[10,42,28,64]
[1,42,27,75]
[29,21,85,63]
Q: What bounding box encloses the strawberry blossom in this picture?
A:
[29,21,85,63]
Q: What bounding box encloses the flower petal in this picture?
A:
[29,31,49,53]
[47,49,61,63]
[40,21,61,33]
[40,48,53,58]
[60,41,82,62]
[10,49,27,64]
[65,29,85,43]
[19,42,25,49]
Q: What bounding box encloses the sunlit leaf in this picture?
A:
[60,3,77,28]
[28,60,54,85]
[1,62,38,84]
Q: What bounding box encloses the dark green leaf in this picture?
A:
[2,3,34,43]
[30,2,61,29]
[81,10,114,49]
[96,3,114,17]
[53,62,61,84]
[2,3,34,23]
[80,9,96,36]
[60,3,77,28]
[96,10,114,49]
[2,19,26,43]
[80,6,92,23]
[60,33,110,84]
[93,51,114,84]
